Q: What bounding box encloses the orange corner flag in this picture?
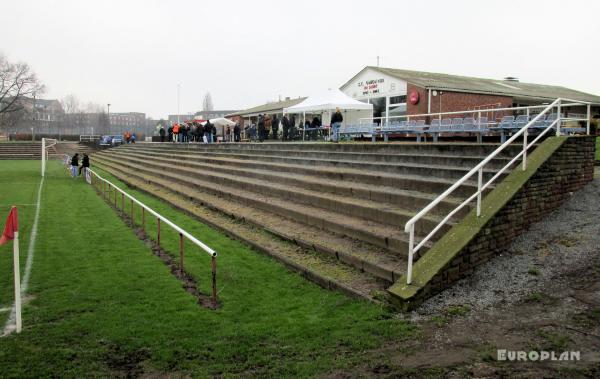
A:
[0,206,18,245]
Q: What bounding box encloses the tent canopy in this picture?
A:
[283,88,373,114]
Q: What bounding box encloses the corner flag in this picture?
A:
[1,206,22,333]
[0,206,18,245]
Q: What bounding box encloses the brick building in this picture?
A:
[340,67,600,123]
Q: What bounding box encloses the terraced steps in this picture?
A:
[111,147,487,197]
[93,159,407,285]
[0,142,57,159]
[104,149,469,217]
[93,142,521,300]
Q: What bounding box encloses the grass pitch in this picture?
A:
[0,160,414,377]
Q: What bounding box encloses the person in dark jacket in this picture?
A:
[181,123,188,142]
[281,114,290,141]
[196,123,204,142]
[258,114,265,142]
[264,114,272,141]
[271,114,279,139]
[310,117,321,140]
[211,123,217,142]
[79,153,90,175]
[330,107,344,142]
[159,126,166,142]
[233,123,241,142]
[167,126,173,142]
[204,121,213,143]
[70,153,79,177]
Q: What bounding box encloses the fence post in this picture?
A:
[477,167,483,217]
[179,233,184,276]
[114,186,117,208]
[211,255,217,308]
[121,193,125,213]
[157,218,161,246]
[522,128,527,171]
[130,199,134,225]
[587,104,591,135]
[406,225,415,285]
[556,100,562,137]
[141,207,145,232]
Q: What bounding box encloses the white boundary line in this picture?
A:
[2,176,44,336]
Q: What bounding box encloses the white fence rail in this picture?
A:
[79,135,102,142]
[62,157,219,307]
[403,98,591,285]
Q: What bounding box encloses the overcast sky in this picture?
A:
[2,0,599,119]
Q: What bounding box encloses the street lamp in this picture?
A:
[107,103,111,134]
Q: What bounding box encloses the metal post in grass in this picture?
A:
[157,218,161,246]
[141,208,145,232]
[113,185,117,208]
[179,233,184,276]
[211,255,217,308]
[121,193,125,213]
[130,199,134,225]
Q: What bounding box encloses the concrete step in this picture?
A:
[105,149,470,218]
[93,159,409,284]
[108,147,484,198]
[93,154,428,255]
[115,145,503,181]
[97,150,456,231]
[134,141,526,157]
[121,144,514,170]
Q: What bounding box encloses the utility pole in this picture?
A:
[177,84,181,124]
[32,92,36,141]
[107,103,111,134]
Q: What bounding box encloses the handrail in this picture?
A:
[403,98,590,285]
[65,164,219,307]
[88,168,216,257]
[359,98,592,124]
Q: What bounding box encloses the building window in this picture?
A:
[389,95,406,105]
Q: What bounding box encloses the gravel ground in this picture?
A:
[414,171,600,316]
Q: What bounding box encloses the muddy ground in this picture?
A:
[325,173,600,378]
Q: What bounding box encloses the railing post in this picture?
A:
[113,186,117,208]
[211,255,217,308]
[477,167,483,217]
[157,218,161,246]
[141,207,145,232]
[522,128,527,171]
[556,99,562,137]
[41,138,46,177]
[130,199,134,225]
[406,225,415,285]
[121,193,125,213]
[179,233,184,276]
[587,104,591,135]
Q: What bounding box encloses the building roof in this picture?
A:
[349,66,600,104]
[228,97,307,117]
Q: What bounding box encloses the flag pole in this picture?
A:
[12,230,22,333]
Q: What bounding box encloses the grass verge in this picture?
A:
[0,160,415,377]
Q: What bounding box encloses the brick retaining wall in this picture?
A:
[389,136,596,309]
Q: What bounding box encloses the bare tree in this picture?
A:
[0,54,45,115]
[61,94,80,114]
[202,92,214,112]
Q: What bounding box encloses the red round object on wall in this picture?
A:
[409,90,420,105]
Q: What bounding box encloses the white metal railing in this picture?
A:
[82,166,219,307]
[79,135,101,142]
[403,98,592,285]
[359,101,592,129]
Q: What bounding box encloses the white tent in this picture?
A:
[283,89,373,139]
[283,88,373,114]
